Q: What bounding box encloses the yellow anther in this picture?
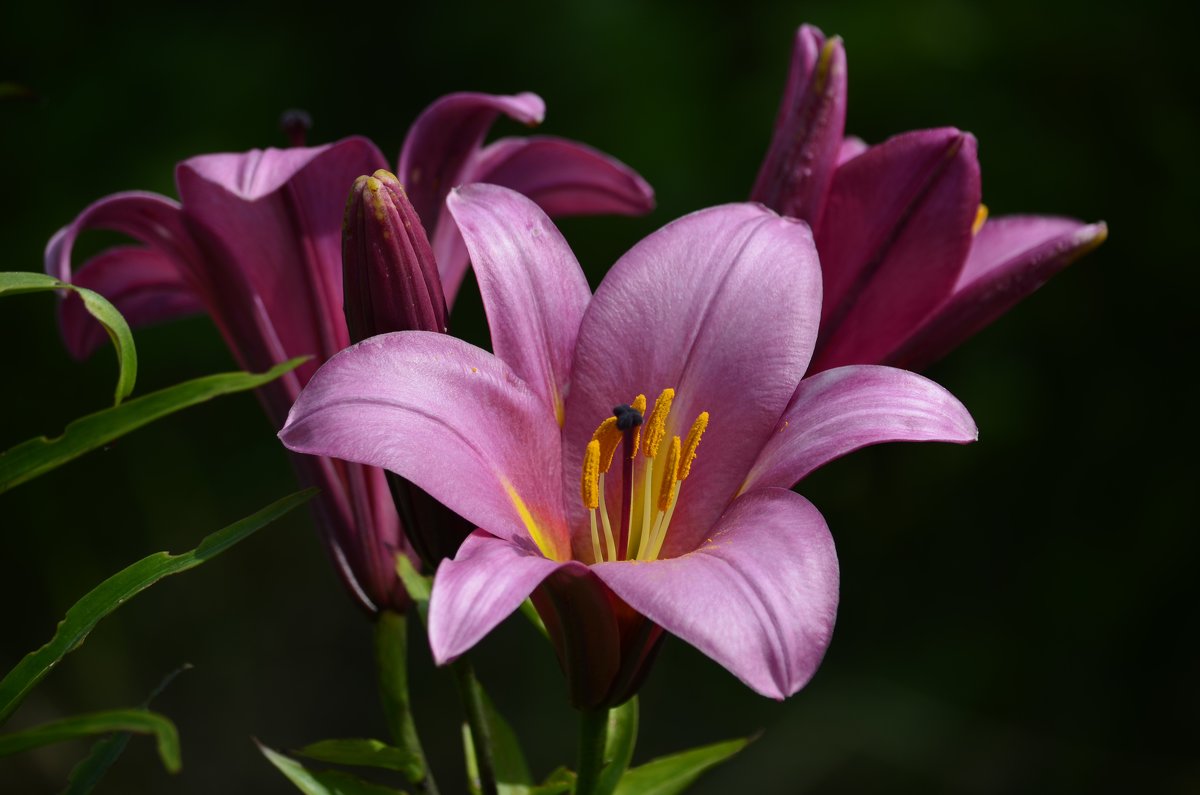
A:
[591,417,621,472]
[581,440,601,510]
[643,388,675,458]
[628,394,646,459]
[659,436,681,511]
[972,203,989,235]
[679,412,709,480]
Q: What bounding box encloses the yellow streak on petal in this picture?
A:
[972,203,989,235]
[679,412,709,480]
[502,479,559,561]
[643,388,675,458]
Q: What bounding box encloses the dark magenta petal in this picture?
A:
[397,92,545,232]
[593,488,839,700]
[742,365,977,492]
[176,137,388,380]
[812,127,981,371]
[750,24,847,228]
[342,170,447,343]
[432,136,655,306]
[886,216,1108,370]
[59,245,202,359]
[563,204,822,558]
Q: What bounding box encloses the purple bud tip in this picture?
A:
[342,169,447,342]
[279,108,313,147]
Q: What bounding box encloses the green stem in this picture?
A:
[452,658,499,795]
[374,610,439,795]
[574,707,611,795]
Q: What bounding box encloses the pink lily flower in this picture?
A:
[280,184,977,704]
[45,92,655,613]
[752,25,1108,372]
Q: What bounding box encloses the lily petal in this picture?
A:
[447,184,592,426]
[593,488,839,700]
[563,204,822,557]
[750,24,847,227]
[836,136,868,166]
[279,331,570,559]
[44,190,197,285]
[176,137,388,371]
[467,136,655,217]
[398,92,546,230]
[812,128,981,371]
[427,531,586,664]
[886,216,1109,370]
[741,365,977,493]
[60,246,202,359]
[434,136,654,309]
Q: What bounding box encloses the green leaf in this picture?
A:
[612,737,749,795]
[62,664,192,794]
[596,698,639,795]
[295,738,421,780]
[0,488,316,725]
[394,555,430,605]
[0,271,137,405]
[0,709,180,774]
[258,742,407,795]
[0,357,306,493]
[518,598,549,640]
[481,690,531,786]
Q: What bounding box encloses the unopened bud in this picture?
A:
[342,169,447,343]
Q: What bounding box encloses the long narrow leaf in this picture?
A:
[0,709,180,774]
[295,738,422,779]
[612,738,749,795]
[258,741,407,795]
[0,357,305,493]
[0,489,316,724]
[0,271,137,404]
[62,665,192,794]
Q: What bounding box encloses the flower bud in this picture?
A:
[342,169,448,343]
[342,169,471,569]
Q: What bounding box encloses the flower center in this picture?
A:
[580,388,708,563]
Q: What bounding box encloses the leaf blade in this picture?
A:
[612,737,749,795]
[0,489,316,724]
[0,271,137,404]
[0,709,181,774]
[0,357,305,494]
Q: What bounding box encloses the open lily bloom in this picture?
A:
[46,92,654,613]
[281,185,977,704]
[752,24,1108,372]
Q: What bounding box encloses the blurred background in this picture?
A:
[1,0,1195,792]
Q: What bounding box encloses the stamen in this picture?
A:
[597,473,616,560]
[591,416,622,472]
[642,389,675,459]
[615,395,645,559]
[659,436,682,512]
[638,435,681,561]
[972,203,989,235]
[679,412,709,480]
[582,440,604,564]
[581,440,601,510]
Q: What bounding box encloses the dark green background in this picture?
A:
[2,1,1194,792]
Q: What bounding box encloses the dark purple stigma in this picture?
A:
[613,404,644,432]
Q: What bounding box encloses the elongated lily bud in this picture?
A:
[342,169,448,343]
[342,169,471,571]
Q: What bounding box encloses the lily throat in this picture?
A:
[581,388,708,563]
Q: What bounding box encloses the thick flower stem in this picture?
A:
[574,707,611,795]
[452,658,499,795]
[374,610,440,795]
